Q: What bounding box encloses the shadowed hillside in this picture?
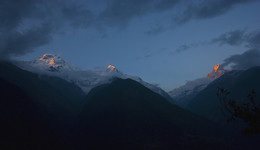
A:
[0,77,68,149]
[75,78,235,150]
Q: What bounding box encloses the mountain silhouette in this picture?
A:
[188,66,260,124]
[0,77,69,149]
[0,62,85,116]
[75,78,233,150]
[0,61,250,150]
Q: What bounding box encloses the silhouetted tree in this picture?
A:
[217,88,260,136]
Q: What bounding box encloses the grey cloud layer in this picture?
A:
[214,29,260,70]
[0,0,180,59]
[171,29,260,70]
[0,0,93,59]
[0,0,258,59]
[212,29,260,48]
[211,29,247,46]
[173,29,260,54]
[0,24,53,57]
[219,29,260,70]
[174,0,257,25]
[147,0,257,34]
[98,0,179,28]
[221,49,260,70]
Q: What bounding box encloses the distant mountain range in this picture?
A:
[1,59,259,149]
[74,78,231,150]
[168,64,260,125]
[168,77,214,107]
[17,53,174,103]
[0,61,244,150]
[168,64,227,107]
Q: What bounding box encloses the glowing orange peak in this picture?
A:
[206,64,224,79]
[48,59,55,66]
[39,53,47,60]
[213,64,220,73]
[107,65,115,70]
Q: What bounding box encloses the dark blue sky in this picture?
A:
[1,0,260,90]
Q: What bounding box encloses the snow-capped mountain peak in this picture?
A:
[28,53,78,72]
[106,65,116,71]
[38,53,65,67]
[104,64,121,74]
[206,64,230,79]
[168,64,231,107]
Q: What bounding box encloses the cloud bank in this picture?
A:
[217,30,260,70]
[211,29,260,48]
[173,29,260,54]
[221,49,260,70]
[0,0,93,59]
[147,0,257,34]
[0,0,258,59]
[174,0,257,25]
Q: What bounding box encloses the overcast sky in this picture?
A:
[1,0,260,91]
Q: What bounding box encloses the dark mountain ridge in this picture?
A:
[188,66,260,124]
[0,61,254,149]
[0,77,68,149]
[0,62,85,116]
[74,78,236,150]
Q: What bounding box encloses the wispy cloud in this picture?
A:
[174,0,257,25]
[211,29,247,46]
[146,0,258,35]
[211,29,260,48]
[171,29,260,55]
[172,41,208,55]
[136,48,168,60]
